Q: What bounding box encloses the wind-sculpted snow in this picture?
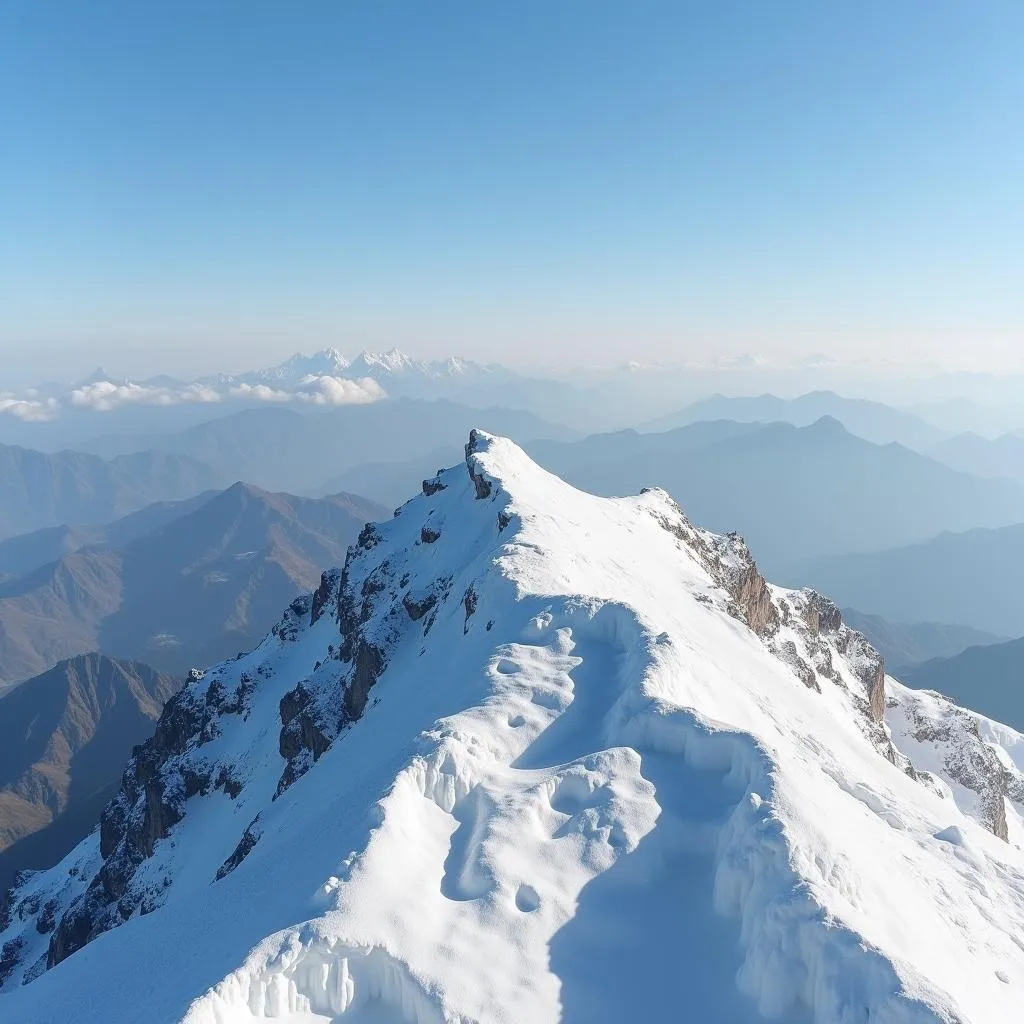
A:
[2,431,1024,1022]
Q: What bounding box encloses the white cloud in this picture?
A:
[0,394,59,421]
[228,383,295,403]
[3,371,384,423]
[295,375,386,406]
[68,381,223,412]
[229,376,386,406]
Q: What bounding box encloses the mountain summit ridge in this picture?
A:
[1,432,1022,1022]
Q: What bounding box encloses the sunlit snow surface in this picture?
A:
[3,432,1024,1023]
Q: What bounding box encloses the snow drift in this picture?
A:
[2,431,1023,1023]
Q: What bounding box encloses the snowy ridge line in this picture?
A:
[2,430,1023,1022]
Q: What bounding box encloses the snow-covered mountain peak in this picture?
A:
[348,347,416,375]
[2,432,1023,1022]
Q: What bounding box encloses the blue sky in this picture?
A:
[1,1,1022,379]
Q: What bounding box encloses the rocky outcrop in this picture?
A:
[889,685,1024,841]
[646,493,893,757]
[648,500,779,639]
[215,817,262,882]
[343,642,384,724]
[0,938,24,987]
[802,592,843,636]
[463,586,478,634]
[465,430,493,499]
[276,684,334,796]
[311,570,341,626]
[403,591,437,621]
[36,598,308,972]
[726,559,779,637]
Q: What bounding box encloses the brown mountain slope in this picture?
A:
[0,483,388,690]
[0,654,179,895]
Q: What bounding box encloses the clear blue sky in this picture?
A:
[1,1,1022,380]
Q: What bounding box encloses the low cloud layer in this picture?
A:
[0,394,59,422]
[229,375,386,407]
[68,381,223,412]
[1,373,387,421]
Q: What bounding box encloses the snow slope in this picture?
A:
[2,432,1024,1023]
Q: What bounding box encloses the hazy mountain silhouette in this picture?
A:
[642,392,945,449]
[0,443,223,541]
[526,418,1024,575]
[841,609,1007,673]
[803,523,1024,637]
[77,399,578,493]
[927,431,1024,483]
[0,492,216,579]
[315,446,460,507]
[903,638,1024,733]
[320,422,767,508]
[0,654,179,894]
[0,484,387,689]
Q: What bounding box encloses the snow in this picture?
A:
[2,431,1024,1023]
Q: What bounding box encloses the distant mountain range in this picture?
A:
[525,417,1024,576]
[0,443,223,541]
[902,638,1024,733]
[0,483,386,689]
[926,430,1024,483]
[77,398,578,494]
[0,492,216,578]
[803,522,1024,637]
[643,391,947,449]
[840,609,1007,673]
[0,654,179,895]
[0,349,512,437]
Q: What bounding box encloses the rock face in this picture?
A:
[2,432,1020,1009]
[465,429,494,498]
[646,491,889,736]
[887,682,1024,841]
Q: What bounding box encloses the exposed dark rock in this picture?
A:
[422,477,446,496]
[803,592,843,636]
[403,591,437,622]
[47,900,93,968]
[98,800,126,860]
[850,647,887,724]
[278,683,332,791]
[311,569,340,625]
[497,510,512,531]
[215,817,261,881]
[0,937,24,986]
[35,899,59,936]
[724,559,779,637]
[775,640,820,692]
[216,767,243,800]
[356,522,380,551]
[344,642,385,723]
[463,586,478,634]
[139,779,183,859]
[465,431,493,499]
[21,952,47,985]
[420,526,441,544]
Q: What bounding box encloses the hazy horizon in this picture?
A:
[3,2,1023,382]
